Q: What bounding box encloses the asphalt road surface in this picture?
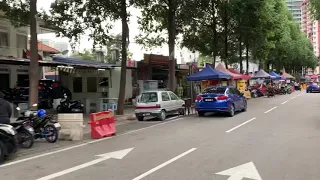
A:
[1,91,319,180]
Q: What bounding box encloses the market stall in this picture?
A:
[269,72,282,80]
[186,65,231,90]
[228,68,252,98]
[251,69,272,96]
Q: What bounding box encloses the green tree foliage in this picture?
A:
[310,0,320,20]
[43,0,131,115]
[181,0,317,75]
[134,0,194,91]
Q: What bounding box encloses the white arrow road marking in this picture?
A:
[264,106,277,113]
[132,148,197,180]
[36,148,134,180]
[215,162,262,180]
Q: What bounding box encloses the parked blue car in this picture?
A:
[306,83,320,93]
[195,86,247,117]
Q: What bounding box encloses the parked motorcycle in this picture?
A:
[10,112,34,148]
[17,105,61,143]
[56,94,84,113]
[0,124,18,163]
[286,85,292,94]
[267,87,275,97]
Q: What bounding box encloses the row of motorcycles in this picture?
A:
[267,85,296,97]
[0,104,61,163]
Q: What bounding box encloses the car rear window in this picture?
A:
[203,87,226,94]
[140,92,158,103]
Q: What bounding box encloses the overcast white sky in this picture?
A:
[37,0,177,61]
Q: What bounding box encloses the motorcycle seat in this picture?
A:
[10,120,25,127]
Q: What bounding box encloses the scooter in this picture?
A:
[9,113,34,148]
[17,104,61,143]
[0,124,18,164]
[56,94,84,113]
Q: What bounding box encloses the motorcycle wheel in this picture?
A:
[56,105,62,113]
[44,125,58,143]
[0,140,6,164]
[19,129,34,148]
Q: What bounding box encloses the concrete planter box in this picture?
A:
[58,113,85,141]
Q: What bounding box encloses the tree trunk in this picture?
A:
[246,43,249,75]
[239,35,243,73]
[29,0,39,110]
[116,0,128,115]
[168,0,176,91]
[224,1,228,69]
[212,0,217,67]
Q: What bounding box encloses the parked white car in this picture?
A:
[135,90,185,121]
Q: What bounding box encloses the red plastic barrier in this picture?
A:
[89,111,116,139]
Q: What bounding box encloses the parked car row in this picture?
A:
[0,105,61,164]
[134,86,248,120]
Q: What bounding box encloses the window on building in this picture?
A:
[0,31,9,47]
[87,77,97,92]
[73,77,83,93]
[17,34,27,49]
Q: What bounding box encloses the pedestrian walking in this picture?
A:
[132,83,141,106]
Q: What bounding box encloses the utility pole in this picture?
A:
[29,0,39,109]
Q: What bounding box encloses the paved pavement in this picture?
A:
[1,91,319,180]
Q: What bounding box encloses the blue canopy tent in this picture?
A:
[269,72,282,80]
[187,66,231,81]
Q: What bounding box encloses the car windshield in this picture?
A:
[140,92,158,103]
[203,87,226,94]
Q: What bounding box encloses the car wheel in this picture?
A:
[242,100,247,112]
[179,108,185,116]
[228,104,235,117]
[0,140,7,164]
[136,116,144,121]
[198,111,205,117]
[158,110,166,121]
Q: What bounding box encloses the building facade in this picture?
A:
[287,0,304,26]
[301,0,320,57]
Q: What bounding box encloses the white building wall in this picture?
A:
[0,19,28,58]
[60,68,132,101]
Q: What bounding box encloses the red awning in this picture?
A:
[215,64,242,80]
[228,68,252,80]
[24,50,43,61]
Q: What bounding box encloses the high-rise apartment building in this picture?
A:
[301,0,320,57]
[286,0,304,26]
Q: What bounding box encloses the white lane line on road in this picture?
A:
[132,148,197,180]
[0,116,185,168]
[88,117,184,144]
[291,96,297,99]
[264,106,277,114]
[281,100,289,104]
[0,143,88,168]
[225,118,256,133]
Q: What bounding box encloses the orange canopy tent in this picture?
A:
[215,63,242,80]
[281,68,295,79]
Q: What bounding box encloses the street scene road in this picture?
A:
[1,91,318,180]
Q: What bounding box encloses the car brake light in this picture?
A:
[52,83,58,88]
[136,104,161,109]
[217,95,229,100]
[39,86,45,90]
[195,96,203,102]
